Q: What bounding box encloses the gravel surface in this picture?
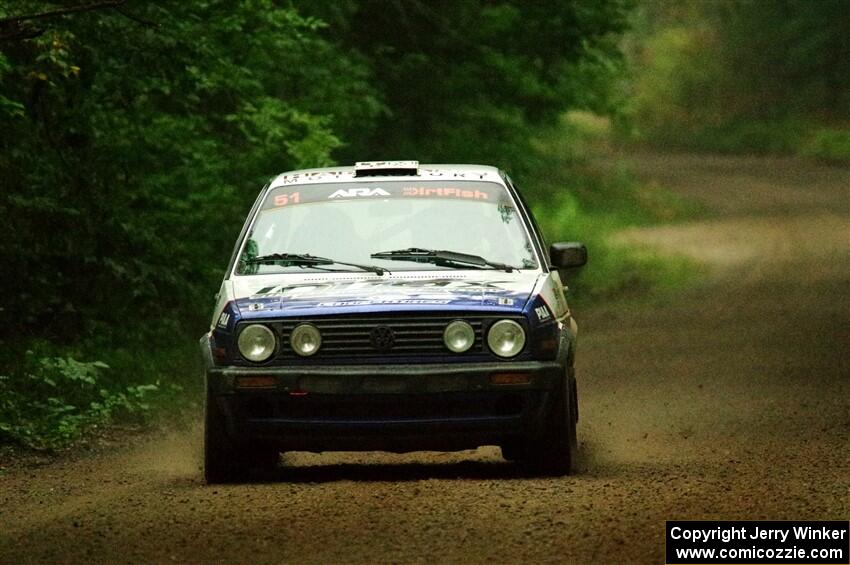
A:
[1,152,848,564]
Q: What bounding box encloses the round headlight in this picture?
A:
[237,324,276,362]
[290,323,322,357]
[487,319,526,358]
[444,320,475,353]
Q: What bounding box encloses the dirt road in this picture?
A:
[2,153,848,564]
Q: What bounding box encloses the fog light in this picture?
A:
[290,323,322,356]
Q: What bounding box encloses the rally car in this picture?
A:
[200,161,587,483]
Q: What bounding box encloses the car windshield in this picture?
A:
[235,180,539,275]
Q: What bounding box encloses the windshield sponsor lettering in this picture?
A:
[402,186,489,199]
[328,188,391,199]
[261,180,509,211]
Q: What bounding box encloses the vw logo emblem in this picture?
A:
[370,325,396,352]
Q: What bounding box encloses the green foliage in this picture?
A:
[706,0,850,121]
[0,1,381,340]
[0,352,166,449]
[301,0,633,174]
[803,128,850,164]
[626,0,850,156]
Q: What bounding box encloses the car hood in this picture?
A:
[230,271,542,319]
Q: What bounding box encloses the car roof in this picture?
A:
[269,163,505,188]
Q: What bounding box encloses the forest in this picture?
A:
[1,0,848,449]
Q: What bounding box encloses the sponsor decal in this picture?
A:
[328,187,391,199]
[238,279,530,311]
[420,168,488,179]
[261,180,511,211]
[217,312,231,327]
[247,303,264,311]
[534,305,551,321]
[317,299,453,307]
[258,279,512,295]
[275,171,354,185]
[273,169,490,185]
[252,279,516,299]
[401,186,489,200]
[355,160,418,170]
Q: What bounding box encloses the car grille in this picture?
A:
[268,313,494,361]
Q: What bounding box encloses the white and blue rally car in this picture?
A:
[200,161,587,482]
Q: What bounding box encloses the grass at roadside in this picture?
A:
[801,127,850,164]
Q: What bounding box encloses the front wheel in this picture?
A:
[204,391,279,483]
[524,373,578,476]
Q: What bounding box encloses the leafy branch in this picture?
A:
[0,1,157,41]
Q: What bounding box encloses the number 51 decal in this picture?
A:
[274,192,301,207]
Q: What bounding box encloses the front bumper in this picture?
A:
[206,361,566,452]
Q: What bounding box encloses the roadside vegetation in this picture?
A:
[0,0,698,450]
[526,113,697,302]
[624,0,850,163]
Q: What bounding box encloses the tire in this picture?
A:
[204,390,250,484]
[525,372,577,476]
[500,442,523,461]
[247,448,281,473]
[570,370,579,423]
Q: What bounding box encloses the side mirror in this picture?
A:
[550,242,587,268]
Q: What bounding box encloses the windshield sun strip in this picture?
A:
[231,181,543,277]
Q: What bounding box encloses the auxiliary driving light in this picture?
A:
[487,319,526,358]
[290,323,322,356]
[237,324,277,362]
[443,320,475,353]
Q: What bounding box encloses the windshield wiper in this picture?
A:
[245,253,387,276]
[370,247,517,272]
